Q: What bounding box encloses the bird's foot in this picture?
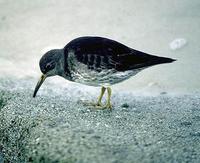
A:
[92,102,107,110]
[104,103,112,110]
[81,101,104,109]
[93,102,112,110]
[82,101,112,110]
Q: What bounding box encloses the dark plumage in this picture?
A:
[33,36,176,109]
[64,36,175,72]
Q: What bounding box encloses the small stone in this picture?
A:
[36,138,40,142]
[105,124,109,127]
[121,103,129,108]
[160,92,167,95]
[180,121,192,126]
[96,122,101,127]
[115,115,121,118]
[190,132,200,137]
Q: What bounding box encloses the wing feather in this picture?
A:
[65,36,153,72]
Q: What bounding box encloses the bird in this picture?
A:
[33,36,176,109]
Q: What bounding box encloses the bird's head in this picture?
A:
[33,49,63,97]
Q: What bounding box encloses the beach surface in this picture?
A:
[0,78,200,162]
[0,0,200,162]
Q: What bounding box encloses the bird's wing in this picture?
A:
[65,37,156,72]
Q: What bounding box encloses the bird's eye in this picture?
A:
[46,63,53,70]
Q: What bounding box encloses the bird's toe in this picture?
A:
[80,100,112,110]
[105,103,112,110]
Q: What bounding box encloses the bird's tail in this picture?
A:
[148,55,176,66]
[120,49,177,70]
[129,54,177,69]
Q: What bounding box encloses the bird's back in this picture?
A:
[64,36,175,72]
[62,36,175,86]
[65,36,131,55]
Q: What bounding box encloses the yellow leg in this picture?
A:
[82,86,112,110]
[105,87,112,109]
[96,86,106,106]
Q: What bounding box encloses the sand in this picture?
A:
[0,78,200,162]
[0,0,200,162]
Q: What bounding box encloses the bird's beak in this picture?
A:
[33,74,47,97]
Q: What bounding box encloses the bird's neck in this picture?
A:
[56,49,72,81]
[54,49,65,76]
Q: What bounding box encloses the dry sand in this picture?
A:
[0,78,200,162]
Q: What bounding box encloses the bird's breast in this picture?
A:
[68,62,142,86]
[64,49,144,86]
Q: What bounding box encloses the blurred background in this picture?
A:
[0,0,199,94]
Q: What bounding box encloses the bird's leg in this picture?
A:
[96,86,106,106]
[82,86,106,108]
[105,87,112,109]
[82,86,112,110]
